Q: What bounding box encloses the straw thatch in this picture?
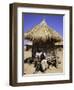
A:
[24,19,62,42]
[55,41,63,46]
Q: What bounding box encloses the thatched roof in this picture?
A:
[55,40,63,46]
[24,19,63,42]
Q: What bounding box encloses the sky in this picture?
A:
[23,13,63,37]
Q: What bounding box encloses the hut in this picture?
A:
[24,19,63,60]
[24,40,32,51]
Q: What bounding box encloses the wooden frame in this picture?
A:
[9,3,72,86]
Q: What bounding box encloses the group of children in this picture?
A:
[34,49,57,73]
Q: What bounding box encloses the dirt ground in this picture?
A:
[24,48,63,75]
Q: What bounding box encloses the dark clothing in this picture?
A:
[40,52,46,60]
[34,52,46,72]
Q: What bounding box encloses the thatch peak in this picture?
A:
[24,19,63,43]
[39,19,47,26]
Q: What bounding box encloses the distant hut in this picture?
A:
[24,40,32,51]
[24,19,63,59]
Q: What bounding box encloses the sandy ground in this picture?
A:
[24,49,32,59]
[24,63,63,74]
[24,48,63,74]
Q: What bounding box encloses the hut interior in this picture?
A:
[32,40,56,59]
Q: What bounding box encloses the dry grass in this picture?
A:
[24,19,62,42]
